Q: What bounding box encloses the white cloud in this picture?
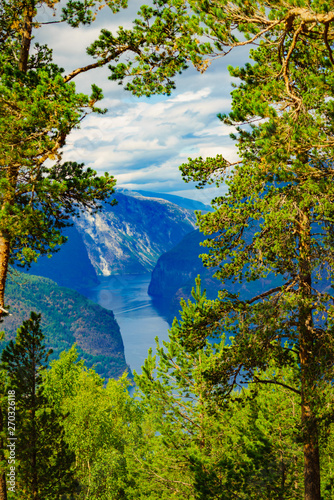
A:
[169,88,212,103]
[37,3,250,198]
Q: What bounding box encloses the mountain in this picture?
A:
[27,224,100,290]
[74,190,197,276]
[2,273,130,380]
[148,229,283,321]
[132,190,212,212]
[26,190,197,286]
[148,230,223,319]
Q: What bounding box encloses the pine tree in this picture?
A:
[176,21,334,492]
[135,282,306,499]
[1,312,76,499]
[102,3,334,498]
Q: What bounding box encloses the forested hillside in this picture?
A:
[2,273,129,380]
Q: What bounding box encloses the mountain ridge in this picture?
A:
[74,190,197,276]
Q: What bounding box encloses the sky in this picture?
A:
[36,0,250,205]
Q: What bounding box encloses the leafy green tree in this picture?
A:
[1,312,76,499]
[44,345,141,499]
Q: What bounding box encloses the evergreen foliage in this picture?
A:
[0,0,129,314]
[102,2,334,498]
[135,285,303,499]
[35,334,334,499]
[2,1,334,499]
[1,312,76,499]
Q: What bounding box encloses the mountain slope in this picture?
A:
[2,273,129,380]
[148,229,283,321]
[27,224,100,290]
[75,190,197,275]
[132,190,211,211]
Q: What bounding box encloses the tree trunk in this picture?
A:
[298,208,321,500]
[300,324,321,500]
[19,0,34,73]
[0,238,10,499]
[0,4,35,497]
[0,473,7,500]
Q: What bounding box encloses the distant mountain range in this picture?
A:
[11,190,206,379]
[28,224,100,290]
[133,190,211,212]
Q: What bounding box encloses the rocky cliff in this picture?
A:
[148,230,213,298]
[74,190,197,275]
[148,229,283,321]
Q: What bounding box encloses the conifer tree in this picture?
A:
[3,2,334,498]
[176,20,334,493]
[135,283,307,499]
[1,312,76,499]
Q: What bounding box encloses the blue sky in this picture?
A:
[37,0,249,205]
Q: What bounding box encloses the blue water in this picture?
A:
[83,274,171,375]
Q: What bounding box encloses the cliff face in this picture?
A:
[3,273,129,380]
[148,229,283,321]
[74,190,197,276]
[27,190,197,285]
[148,230,210,298]
[27,224,100,290]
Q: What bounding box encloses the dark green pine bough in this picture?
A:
[2,1,334,499]
[0,2,205,492]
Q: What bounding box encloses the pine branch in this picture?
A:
[252,376,301,396]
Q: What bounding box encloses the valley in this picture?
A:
[4,190,211,377]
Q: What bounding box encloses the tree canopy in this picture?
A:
[1,312,76,499]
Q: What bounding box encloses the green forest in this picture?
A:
[1,0,334,499]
